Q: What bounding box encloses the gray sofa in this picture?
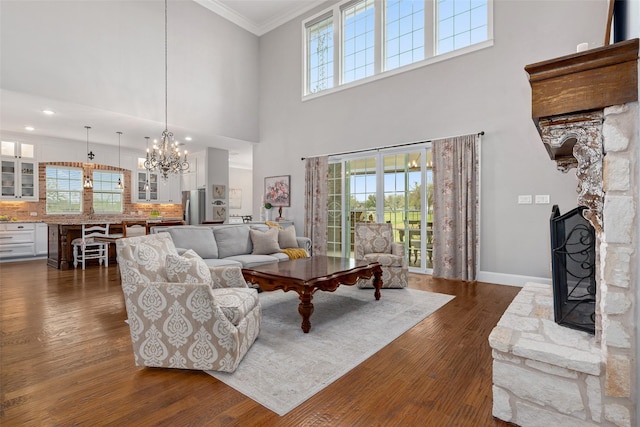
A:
[152,223,311,268]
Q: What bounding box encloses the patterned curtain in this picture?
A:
[432,134,479,281]
[304,157,328,256]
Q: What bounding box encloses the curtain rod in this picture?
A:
[301,131,484,160]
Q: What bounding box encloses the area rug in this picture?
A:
[207,286,454,416]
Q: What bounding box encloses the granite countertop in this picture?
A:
[0,220,46,224]
[45,217,183,225]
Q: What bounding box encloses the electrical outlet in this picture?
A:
[518,195,532,204]
[535,195,550,204]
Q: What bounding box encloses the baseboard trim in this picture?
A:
[477,271,551,287]
[0,255,47,263]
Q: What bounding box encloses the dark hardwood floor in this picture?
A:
[1,259,519,426]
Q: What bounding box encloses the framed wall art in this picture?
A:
[264,175,290,207]
[212,184,226,200]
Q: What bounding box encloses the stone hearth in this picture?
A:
[490,102,638,426]
[490,38,638,427]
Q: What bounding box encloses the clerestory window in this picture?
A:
[436,0,489,55]
[303,0,492,97]
[385,0,425,71]
[342,0,376,84]
[306,14,334,94]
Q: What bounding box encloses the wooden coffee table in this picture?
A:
[242,256,383,333]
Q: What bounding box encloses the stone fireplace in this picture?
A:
[489,39,638,426]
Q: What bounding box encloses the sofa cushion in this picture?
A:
[225,254,281,268]
[209,287,259,326]
[250,227,280,255]
[278,225,298,249]
[213,225,253,258]
[165,226,218,259]
[166,249,213,285]
[271,252,290,262]
[202,258,243,268]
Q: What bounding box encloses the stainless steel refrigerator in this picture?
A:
[182,189,206,225]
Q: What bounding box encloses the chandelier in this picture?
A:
[144,0,188,180]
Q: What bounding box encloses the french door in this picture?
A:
[327,144,433,272]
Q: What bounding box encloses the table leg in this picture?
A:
[298,289,314,333]
[372,266,383,300]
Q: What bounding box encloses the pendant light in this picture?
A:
[143,0,189,179]
[83,126,94,189]
[116,131,124,190]
[144,137,150,191]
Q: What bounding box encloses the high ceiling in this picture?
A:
[198,0,326,36]
[0,0,325,170]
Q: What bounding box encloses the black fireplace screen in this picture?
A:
[550,205,596,334]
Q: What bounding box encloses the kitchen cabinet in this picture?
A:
[158,174,181,203]
[35,223,48,255]
[1,141,37,201]
[194,151,206,189]
[0,222,36,259]
[181,171,197,191]
[135,163,181,203]
[135,170,159,202]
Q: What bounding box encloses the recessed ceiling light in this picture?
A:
[24,126,35,131]
[42,110,55,115]
[185,136,192,141]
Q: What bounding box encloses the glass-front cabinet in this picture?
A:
[1,141,37,200]
[136,170,159,202]
[135,158,182,203]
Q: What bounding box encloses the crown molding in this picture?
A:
[194,0,325,36]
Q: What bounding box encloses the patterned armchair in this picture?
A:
[115,233,261,372]
[354,223,408,289]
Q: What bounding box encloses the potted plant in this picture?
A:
[263,202,272,221]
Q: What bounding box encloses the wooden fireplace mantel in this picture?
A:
[526,38,638,125]
[525,38,638,233]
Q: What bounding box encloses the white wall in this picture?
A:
[229,167,253,217]
[0,0,259,144]
[204,147,229,221]
[256,0,610,281]
[625,0,639,39]
[0,130,143,173]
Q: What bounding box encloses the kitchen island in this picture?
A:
[47,219,184,269]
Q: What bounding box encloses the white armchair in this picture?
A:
[354,223,408,289]
[115,233,261,372]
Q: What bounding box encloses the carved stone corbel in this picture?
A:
[538,111,604,232]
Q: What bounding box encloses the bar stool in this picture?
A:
[72,224,110,270]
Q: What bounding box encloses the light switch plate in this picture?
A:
[518,195,532,204]
[535,195,550,204]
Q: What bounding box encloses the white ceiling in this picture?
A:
[196,0,326,36]
[0,0,325,169]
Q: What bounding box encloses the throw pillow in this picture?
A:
[278,225,298,249]
[127,233,178,282]
[250,227,281,255]
[166,249,212,285]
